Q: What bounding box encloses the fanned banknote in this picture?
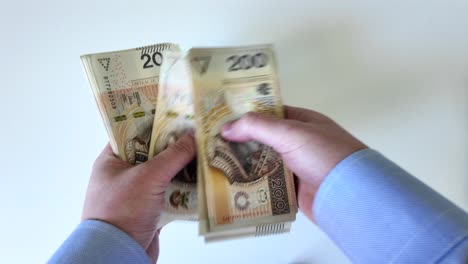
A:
[81,43,180,164]
[148,52,198,228]
[188,45,298,241]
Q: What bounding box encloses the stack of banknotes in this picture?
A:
[81,43,298,242]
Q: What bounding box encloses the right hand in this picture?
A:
[221,106,367,222]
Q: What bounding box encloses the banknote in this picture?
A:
[148,52,198,228]
[81,43,179,164]
[188,45,298,241]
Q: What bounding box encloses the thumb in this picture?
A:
[141,133,196,185]
[221,112,304,154]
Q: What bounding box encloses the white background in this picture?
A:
[0,0,467,263]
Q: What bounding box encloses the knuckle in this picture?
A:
[242,112,261,125]
[168,139,194,156]
[92,156,106,170]
[281,120,300,133]
[92,154,131,173]
[295,110,311,121]
[313,112,332,124]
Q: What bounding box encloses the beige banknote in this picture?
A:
[148,52,198,228]
[188,45,298,241]
[81,43,179,164]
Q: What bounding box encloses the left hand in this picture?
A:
[81,134,195,263]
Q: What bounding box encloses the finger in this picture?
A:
[142,134,196,184]
[284,105,328,123]
[221,112,303,154]
[297,178,316,223]
[146,234,160,264]
[93,143,127,170]
[98,143,115,158]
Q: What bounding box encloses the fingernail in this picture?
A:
[222,122,233,136]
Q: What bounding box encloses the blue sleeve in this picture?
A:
[48,220,150,264]
[313,149,468,263]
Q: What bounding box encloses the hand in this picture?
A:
[81,134,195,263]
[221,106,367,222]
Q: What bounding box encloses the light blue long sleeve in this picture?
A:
[48,220,150,264]
[49,149,468,263]
[314,149,468,263]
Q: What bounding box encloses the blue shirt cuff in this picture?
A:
[313,149,468,263]
[48,220,150,264]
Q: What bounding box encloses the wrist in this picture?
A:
[309,145,368,220]
[311,147,370,220]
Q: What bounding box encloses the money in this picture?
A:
[81,43,180,164]
[82,43,298,239]
[148,52,198,228]
[188,45,298,241]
